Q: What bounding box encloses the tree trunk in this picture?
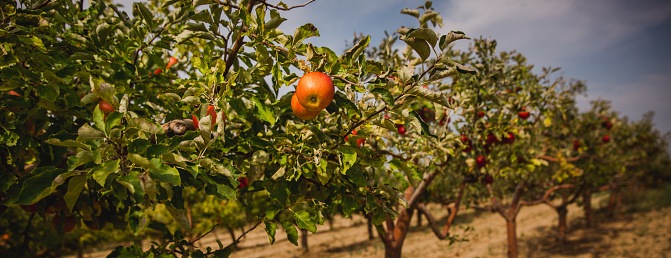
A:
[227,227,236,243]
[557,206,568,244]
[383,243,403,258]
[607,184,619,217]
[300,228,309,253]
[416,207,423,226]
[583,188,593,228]
[367,216,375,240]
[506,218,518,258]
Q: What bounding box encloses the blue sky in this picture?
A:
[116,0,671,136]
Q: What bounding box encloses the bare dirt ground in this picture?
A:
[77,187,671,258]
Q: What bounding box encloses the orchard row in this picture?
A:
[0,1,667,258]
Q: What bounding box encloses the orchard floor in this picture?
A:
[77,186,671,258]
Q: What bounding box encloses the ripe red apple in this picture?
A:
[98,99,115,114]
[477,111,485,118]
[291,94,320,120]
[486,133,499,144]
[237,178,249,189]
[384,114,390,119]
[20,203,38,213]
[602,135,610,143]
[206,105,218,130]
[476,155,486,168]
[52,215,77,233]
[483,175,494,184]
[166,57,178,70]
[192,114,199,130]
[154,68,163,75]
[396,124,406,135]
[503,132,515,144]
[461,135,472,153]
[83,220,104,231]
[295,72,334,112]
[518,111,530,119]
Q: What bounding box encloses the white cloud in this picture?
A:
[437,0,671,65]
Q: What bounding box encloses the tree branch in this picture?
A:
[219,0,258,95]
[259,0,315,11]
[415,180,467,240]
[520,184,574,206]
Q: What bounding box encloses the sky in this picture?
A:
[115,0,671,137]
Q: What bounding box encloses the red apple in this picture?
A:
[52,215,77,233]
[154,68,163,75]
[483,175,494,184]
[166,57,178,70]
[98,99,115,114]
[486,133,499,144]
[477,111,485,118]
[20,203,38,213]
[461,135,472,153]
[503,132,515,144]
[602,135,610,143]
[396,124,406,135]
[237,178,249,189]
[518,111,530,119]
[476,155,486,168]
[192,114,199,130]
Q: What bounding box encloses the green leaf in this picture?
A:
[36,83,59,102]
[148,159,181,186]
[440,31,470,50]
[16,35,46,53]
[404,37,431,61]
[407,28,438,47]
[118,171,145,203]
[343,35,370,61]
[93,105,105,132]
[77,124,105,141]
[134,2,156,29]
[370,87,395,107]
[127,118,162,134]
[166,204,191,232]
[428,66,458,81]
[294,210,317,233]
[333,92,358,116]
[293,23,320,45]
[406,86,453,108]
[105,112,124,135]
[339,146,357,174]
[342,197,357,217]
[252,96,276,125]
[92,159,120,187]
[45,138,89,151]
[13,167,69,205]
[128,154,158,170]
[281,222,299,246]
[63,174,87,212]
[400,9,420,19]
[347,163,366,187]
[264,221,278,244]
[411,110,434,137]
[128,206,146,234]
[265,9,286,30]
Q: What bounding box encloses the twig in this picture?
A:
[19,213,35,256]
[259,0,316,11]
[520,184,574,206]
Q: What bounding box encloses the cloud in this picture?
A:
[437,0,671,65]
[583,65,671,133]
